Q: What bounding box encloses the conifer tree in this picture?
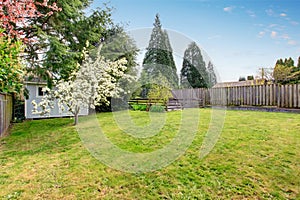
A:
[276,59,284,65]
[163,30,178,86]
[273,57,300,84]
[21,0,113,86]
[207,61,217,87]
[180,42,209,88]
[285,57,294,67]
[140,14,178,97]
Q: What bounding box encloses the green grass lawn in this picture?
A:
[0,109,299,199]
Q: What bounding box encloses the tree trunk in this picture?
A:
[74,106,80,125]
[74,113,78,125]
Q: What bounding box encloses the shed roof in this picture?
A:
[213,79,266,88]
[24,77,47,85]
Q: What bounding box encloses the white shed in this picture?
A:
[25,80,89,119]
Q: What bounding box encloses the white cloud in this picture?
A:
[271,31,277,38]
[281,34,290,40]
[258,31,265,38]
[268,24,285,31]
[266,9,274,16]
[280,13,287,17]
[254,23,264,27]
[223,6,234,12]
[247,10,256,18]
[208,35,221,40]
[290,21,299,26]
[288,40,297,45]
[268,24,277,28]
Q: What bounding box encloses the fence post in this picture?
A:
[298,84,300,108]
[259,85,262,106]
[262,85,265,106]
[276,84,279,106]
[293,84,297,108]
[289,85,293,108]
[266,85,270,106]
[281,85,285,107]
[0,93,13,136]
[0,97,3,135]
[269,84,273,106]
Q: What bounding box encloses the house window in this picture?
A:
[37,87,44,97]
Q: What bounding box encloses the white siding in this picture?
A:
[25,83,88,119]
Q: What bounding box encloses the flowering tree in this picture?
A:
[32,44,134,125]
[0,0,60,95]
[0,0,61,40]
[148,72,172,105]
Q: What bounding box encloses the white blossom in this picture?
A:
[32,44,134,125]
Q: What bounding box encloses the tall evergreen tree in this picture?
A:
[140,14,178,97]
[100,26,139,74]
[273,57,300,84]
[276,59,284,65]
[163,30,178,85]
[207,61,217,87]
[285,57,294,67]
[297,56,300,69]
[180,42,209,88]
[94,26,139,111]
[273,64,292,84]
[22,0,113,86]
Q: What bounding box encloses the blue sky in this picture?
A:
[90,0,300,82]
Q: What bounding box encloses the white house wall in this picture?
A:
[25,83,88,119]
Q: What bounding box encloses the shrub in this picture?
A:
[239,77,246,81]
[131,104,147,111]
[247,75,254,80]
[149,105,165,113]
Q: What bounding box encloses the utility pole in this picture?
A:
[258,67,274,80]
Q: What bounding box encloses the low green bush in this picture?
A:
[149,105,165,112]
[131,104,147,111]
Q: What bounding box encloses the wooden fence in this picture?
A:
[172,84,300,109]
[0,93,13,136]
[172,88,207,108]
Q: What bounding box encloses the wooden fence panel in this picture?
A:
[248,86,251,105]
[298,84,300,108]
[259,85,262,106]
[266,85,270,106]
[0,93,13,136]
[278,85,282,107]
[269,85,272,106]
[273,84,277,106]
[246,86,250,105]
[289,85,293,108]
[262,86,265,106]
[256,86,259,105]
[232,87,235,105]
[281,85,284,107]
[209,88,213,105]
[243,86,246,105]
[171,84,300,109]
[271,84,275,106]
[293,84,297,108]
[238,86,242,105]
